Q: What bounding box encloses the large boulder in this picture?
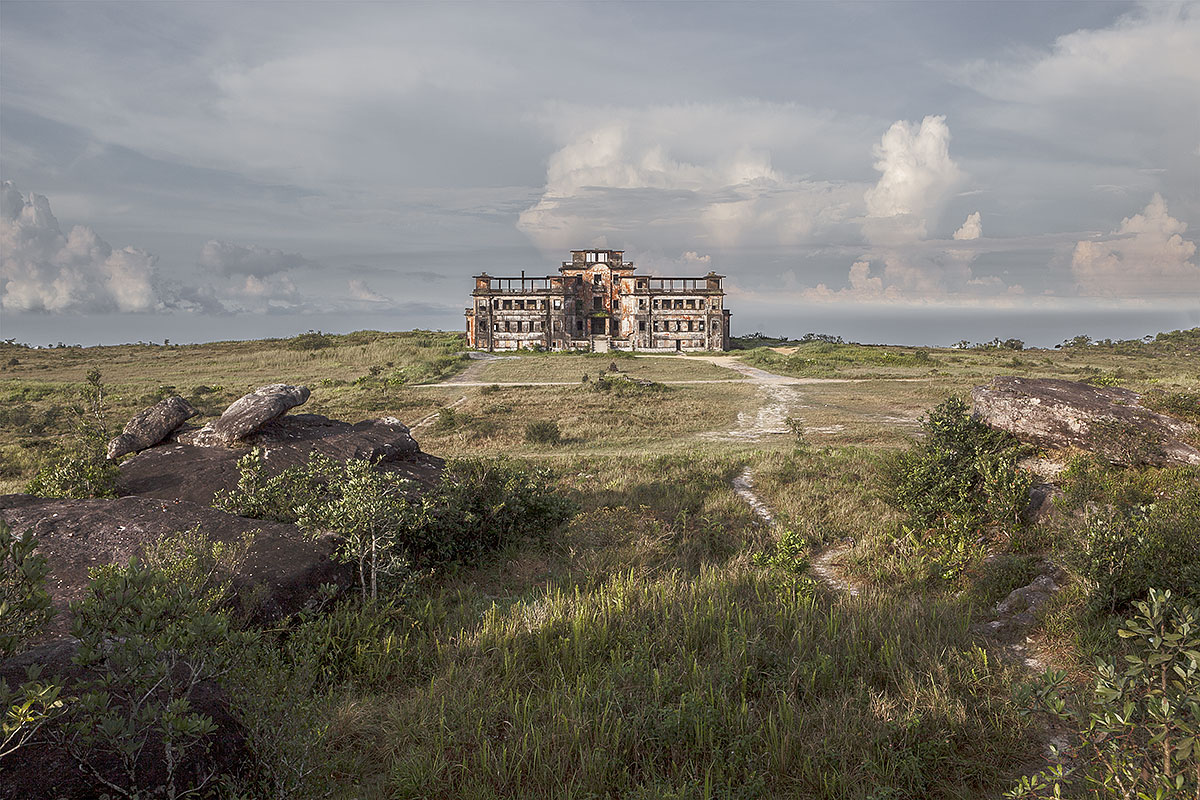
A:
[119,414,442,506]
[0,494,353,641]
[972,377,1200,466]
[106,395,198,460]
[190,383,310,446]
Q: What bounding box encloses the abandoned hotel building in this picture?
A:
[465,249,732,352]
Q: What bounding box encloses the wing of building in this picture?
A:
[465,249,731,352]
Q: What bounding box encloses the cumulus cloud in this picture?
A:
[803,123,1001,301]
[862,115,963,244]
[198,240,312,277]
[518,105,864,251]
[953,212,982,241]
[1,180,171,313]
[1071,194,1198,298]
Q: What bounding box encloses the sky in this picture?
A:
[1,0,1198,347]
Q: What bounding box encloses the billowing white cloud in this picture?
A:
[1,180,167,313]
[518,105,865,251]
[862,115,963,244]
[198,240,312,277]
[1071,194,1198,298]
[953,212,982,241]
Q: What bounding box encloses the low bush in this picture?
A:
[24,442,118,499]
[216,452,577,586]
[1056,458,1200,611]
[524,420,561,444]
[883,396,1031,532]
[1011,589,1199,799]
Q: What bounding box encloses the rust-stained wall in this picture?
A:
[465,250,731,352]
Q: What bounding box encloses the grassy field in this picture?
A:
[3,328,1199,797]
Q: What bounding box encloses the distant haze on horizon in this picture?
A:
[2,1,1198,348]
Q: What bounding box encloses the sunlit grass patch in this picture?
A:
[331,567,1033,799]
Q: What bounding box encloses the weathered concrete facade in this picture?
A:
[465,249,731,352]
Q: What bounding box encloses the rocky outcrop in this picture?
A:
[0,494,352,640]
[106,395,198,460]
[119,414,442,506]
[971,377,1200,466]
[189,383,311,446]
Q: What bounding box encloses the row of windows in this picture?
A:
[481,296,720,314]
[655,320,705,332]
[488,298,564,311]
[653,298,718,310]
[494,320,544,333]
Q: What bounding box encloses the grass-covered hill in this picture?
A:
[1,328,1198,798]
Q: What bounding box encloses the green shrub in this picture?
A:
[1058,459,1200,610]
[434,407,459,431]
[1144,389,1200,426]
[1,519,63,759]
[297,458,417,601]
[524,420,561,444]
[884,396,1031,532]
[24,444,119,499]
[287,330,335,350]
[212,448,325,523]
[217,453,577,580]
[1011,589,1200,799]
[67,557,234,798]
[409,457,577,565]
[0,520,55,657]
[753,526,810,576]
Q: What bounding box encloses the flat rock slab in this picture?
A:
[192,383,310,446]
[972,377,1200,466]
[120,414,442,506]
[0,494,351,642]
[106,395,198,460]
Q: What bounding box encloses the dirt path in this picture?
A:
[732,466,862,596]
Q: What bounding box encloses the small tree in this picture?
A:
[1010,589,1200,799]
[68,558,233,798]
[298,459,415,601]
[0,519,64,759]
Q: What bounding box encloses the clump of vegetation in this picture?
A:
[24,369,119,499]
[1056,457,1200,611]
[524,420,561,445]
[434,406,459,431]
[1,519,63,760]
[287,330,336,351]
[1011,589,1199,799]
[590,373,667,395]
[884,396,1031,533]
[1144,389,1200,426]
[741,341,936,377]
[0,520,56,657]
[882,396,1031,581]
[66,556,234,798]
[215,452,576,587]
[784,416,809,451]
[752,526,810,577]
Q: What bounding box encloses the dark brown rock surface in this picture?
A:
[972,377,1200,466]
[120,414,442,506]
[0,494,351,640]
[191,383,311,446]
[106,395,198,460]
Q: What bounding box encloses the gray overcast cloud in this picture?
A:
[1,1,1198,346]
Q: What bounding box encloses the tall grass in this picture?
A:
[328,567,1033,799]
